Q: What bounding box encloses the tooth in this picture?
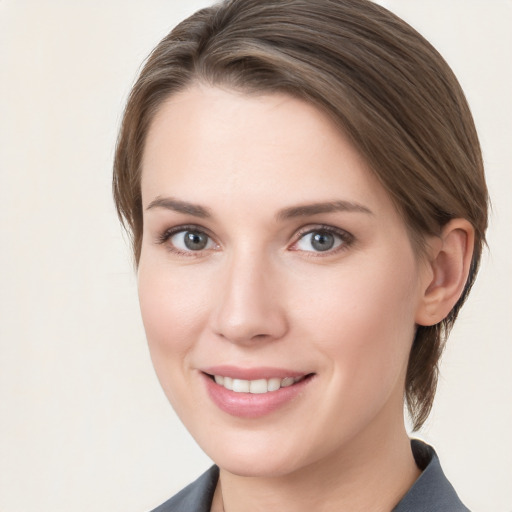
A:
[267,378,281,392]
[217,374,305,393]
[249,379,268,394]
[281,377,295,387]
[232,379,250,392]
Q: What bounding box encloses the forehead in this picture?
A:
[141,84,395,218]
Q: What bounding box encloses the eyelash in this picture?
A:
[156,224,354,257]
[156,224,217,257]
[290,225,354,257]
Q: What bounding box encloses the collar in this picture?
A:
[391,439,469,511]
[151,440,469,511]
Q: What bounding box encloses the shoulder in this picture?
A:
[150,466,219,512]
[392,440,470,512]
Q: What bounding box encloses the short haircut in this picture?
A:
[113,0,489,429]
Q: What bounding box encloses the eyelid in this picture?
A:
[155,223,353,256]
[289,224,354,254]
[156,224,219,255]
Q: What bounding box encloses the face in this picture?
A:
[138,84,430,478]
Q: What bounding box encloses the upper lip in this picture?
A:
[201,365,311,380]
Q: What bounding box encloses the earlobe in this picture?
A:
[415,219,475,326]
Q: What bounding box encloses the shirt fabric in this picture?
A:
[150,440,470,512]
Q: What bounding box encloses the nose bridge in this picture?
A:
[211,244,287,344]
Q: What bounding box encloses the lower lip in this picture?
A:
[203,373,313,418]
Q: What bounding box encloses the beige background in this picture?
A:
[1,1,510,511]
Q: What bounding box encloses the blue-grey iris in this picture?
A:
[311,231,335,251]
[184,231,208,250]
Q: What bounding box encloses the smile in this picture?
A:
[212,375,305,394]
[202,369,315,418]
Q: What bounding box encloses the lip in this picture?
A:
[201,365,308,380]
[200,366,314,418]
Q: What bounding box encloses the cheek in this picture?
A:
[137,260,212,388]
[293,252,419,392]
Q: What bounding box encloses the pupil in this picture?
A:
[184,231,208,250]
[312,232,334,251]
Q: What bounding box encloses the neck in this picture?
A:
[213,419,420,512]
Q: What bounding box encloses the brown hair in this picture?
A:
[113,0,488,430]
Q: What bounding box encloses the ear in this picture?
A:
[415,219,475,326]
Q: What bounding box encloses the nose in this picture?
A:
[211,251,288,344]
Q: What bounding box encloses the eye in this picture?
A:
[292,227,352,254]
[159,227,217,254]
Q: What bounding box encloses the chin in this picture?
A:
[195,426,322,478]
[214,452,303,478]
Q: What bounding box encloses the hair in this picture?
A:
[113,0,488,430]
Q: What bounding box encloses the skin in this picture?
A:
[137,84,473,512]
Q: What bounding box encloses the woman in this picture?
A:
[113,0,488,510]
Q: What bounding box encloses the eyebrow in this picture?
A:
[276,200,373,220]
[146,197,211,218]
[145,196,373,220]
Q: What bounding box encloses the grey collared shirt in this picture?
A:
[151,440,469,511]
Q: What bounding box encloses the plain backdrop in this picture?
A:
[1,1,511,511]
